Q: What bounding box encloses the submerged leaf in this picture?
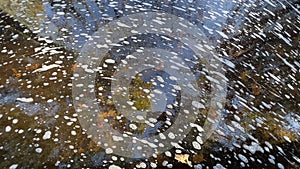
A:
[175,154,192,167]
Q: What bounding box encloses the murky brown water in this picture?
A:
[0,1,299,168]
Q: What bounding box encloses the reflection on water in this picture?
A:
[0,0,299,168]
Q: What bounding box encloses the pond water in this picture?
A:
[0,0,299,168]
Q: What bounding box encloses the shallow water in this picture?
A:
[0,0,299,168]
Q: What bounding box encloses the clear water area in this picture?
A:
[0,0,299,168]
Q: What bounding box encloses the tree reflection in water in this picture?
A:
[0,0,299,168]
